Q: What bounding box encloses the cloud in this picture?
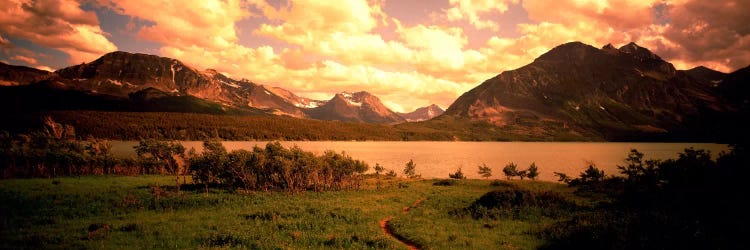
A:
[35,65,53,72]
[11,55,36,64]
[9,0,741,112]
[0,34,10,48]
[0,0,117,63]
[251,0,381,45]
[652,0,750,71]
[444,0,519,31]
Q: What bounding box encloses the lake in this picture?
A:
[111,141,729,182]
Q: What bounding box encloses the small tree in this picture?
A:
[554,172,572,183]
[449,167,466,179]
[403,159,419,178]
[135,139,185,193]
[527,162,540,180]
[478,164,492,179]
[385,169,397,178]
[503,162,519,180]
[374,163,385,176]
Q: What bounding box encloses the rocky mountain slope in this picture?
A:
[1,51,407,123]
[443,41,743,141]
[399,104,444,122]
[306,91,405,124]
[0,62,51,86]
[684,66,727,87]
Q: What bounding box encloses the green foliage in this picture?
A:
[403,159,419,178]
[455,189,577,220]
[189,141,368,192]
[0,132,121,178]
[502,162,519,180]
[433,179,458,186]
[542,146,750,249]
[448,168,466,179]
[385,169,397,178]
[373,163,385,175]
[477,164,492,179]
[527,162,540,180]
[134,139,185,192]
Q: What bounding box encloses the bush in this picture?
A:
[188,141,368,192]
[527,162,539,180]
[448,168,466,179]
[477,164,492,179]
[403,159,419,178]
[489,180,516,188]
[433,179,457,186]
[542,146,750,249]
[502,162,518,180]
[455,190,576,220]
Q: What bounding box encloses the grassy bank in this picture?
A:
[0,176,575,249]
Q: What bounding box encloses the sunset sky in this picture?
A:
[1,0,748,112]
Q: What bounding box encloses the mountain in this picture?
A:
[0,62,51,86]
[399,104,444,122]
[684,66,727,87]
[443,41,737,141]
[1,51,407,123]
[306,91,405,124]
[719,65,750,110]
[1,51,307,117]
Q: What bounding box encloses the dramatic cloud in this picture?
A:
[444,0,518,31]
[654,0,750,72]
[0,0,117,64]
[1,0,746,112]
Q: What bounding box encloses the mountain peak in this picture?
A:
[602,43,616,50]
[618,42,661,60]
[307,90,404,123]
[399,104,444,122]
[534,41,601,63]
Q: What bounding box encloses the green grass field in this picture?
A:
[0,176,578,249]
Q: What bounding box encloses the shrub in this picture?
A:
[527,162,540,180]
[455,189,576,219]
[448,168,466,179]
[403,159,419,178]
[478,164,492,179]
[434,179,457,186]
[188,141,368,192]
[385,169,397,178]
[374,163,384,175]
[503,162,519,180]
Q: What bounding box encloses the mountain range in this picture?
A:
[444,41,748,141]
[1,41,747,141]
[0,51,437,123]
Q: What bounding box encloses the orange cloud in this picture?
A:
[0,0,117,64]
[72,0,749,112]
[11,55,36,65]
[444,0,519,31]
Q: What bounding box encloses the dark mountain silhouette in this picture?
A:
[443,41,742,141]
[0,62,51,86]
[684,66,727,87]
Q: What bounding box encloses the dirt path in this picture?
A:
[380,197,426,250]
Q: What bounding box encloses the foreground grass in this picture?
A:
[0,176,576,249]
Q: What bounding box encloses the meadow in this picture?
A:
[0,176,576,249]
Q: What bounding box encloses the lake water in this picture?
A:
[111,141,729,182]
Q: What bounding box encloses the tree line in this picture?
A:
[0,130,369,193]
[541,145,749,249]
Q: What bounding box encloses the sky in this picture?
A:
[1,0,749,113]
